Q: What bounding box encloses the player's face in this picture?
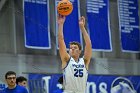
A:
[18,81,27,87]
[69,44,81,57]
[6,75,16,87]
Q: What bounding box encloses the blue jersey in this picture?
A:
[63,57,88,93]
[3,85,28,93]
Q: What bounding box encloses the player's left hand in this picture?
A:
[79,16,85,27]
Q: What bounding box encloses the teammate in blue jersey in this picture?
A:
[57,15,92,93]
[3,71,28,93]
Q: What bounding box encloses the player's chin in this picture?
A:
[9,83,16,86]
[71,54,77,57]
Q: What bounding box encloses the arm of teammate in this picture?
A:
[79,16,92,69]
[57,15,70,69]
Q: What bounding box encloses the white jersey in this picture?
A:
[63,57,88,93]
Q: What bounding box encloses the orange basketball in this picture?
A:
[57,0,73,16]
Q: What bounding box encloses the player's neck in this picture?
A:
[72,56,79,62]
[8,84,16,89]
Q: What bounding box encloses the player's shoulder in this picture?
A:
[79,57,84,62]
[2,85,28,93]
[79,57,84,60]
[2,87,7,92]
[3,86,11,91]
[0,90,6,93]
[16,85,28,92]
[16,85,25,88]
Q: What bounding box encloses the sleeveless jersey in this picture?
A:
[63,57,88,93]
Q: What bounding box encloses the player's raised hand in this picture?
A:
[79,16,85,27]
[57,14,66,25]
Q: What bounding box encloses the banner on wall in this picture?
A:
[86,0,112,51]
[24,0,51,49]
[55,0,83,49]
[118,0,140,52]
[28,74,140,93]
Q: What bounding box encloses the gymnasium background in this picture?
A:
[0,0,140,93]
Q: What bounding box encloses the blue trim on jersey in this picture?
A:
[82,56,89,71]
[62,57,71,70]
[85,65,88,72]
[63,57,71,89]
[71,57,80,64]
[63,72,66,90]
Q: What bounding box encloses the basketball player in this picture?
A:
[57,15,92,93]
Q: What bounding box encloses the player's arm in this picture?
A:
[79,16,92,69]
[57,15,70,68]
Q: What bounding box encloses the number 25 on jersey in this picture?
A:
[74,69,83,77]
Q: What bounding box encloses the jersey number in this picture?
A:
[74,69,83,77]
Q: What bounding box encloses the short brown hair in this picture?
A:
[69,41,82,50]
[5,71,16,79]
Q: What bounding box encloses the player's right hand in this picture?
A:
[57,14,66,25]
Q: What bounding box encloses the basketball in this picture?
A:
[57,0,73,16]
